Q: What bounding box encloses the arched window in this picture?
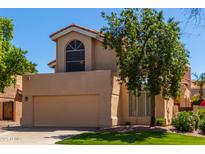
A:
[65,40,85,72]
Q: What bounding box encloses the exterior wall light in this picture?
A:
[25,96,28,102]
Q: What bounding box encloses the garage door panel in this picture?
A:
[33,95,99,127]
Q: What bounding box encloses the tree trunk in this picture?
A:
[150,95,156,127]
[200,85,203,99]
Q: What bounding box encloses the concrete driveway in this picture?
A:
[0,126,95,145]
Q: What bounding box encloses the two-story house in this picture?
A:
[21,24,190,127]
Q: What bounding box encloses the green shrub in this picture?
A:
[172,111,199,132]
[156,117,166,126]
[191,96,198,102]
[189,111,200,130]
[198,109,205,119]
[199,118,205,134]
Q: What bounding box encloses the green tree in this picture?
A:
[0,17,37,92]
[192,72,205,99]
[101,9,189,126]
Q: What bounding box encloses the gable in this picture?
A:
[50,24,103,41]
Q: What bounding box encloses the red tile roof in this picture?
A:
[49,24,103,39]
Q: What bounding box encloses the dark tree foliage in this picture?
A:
[101,9,189,126]
[0,17,37,92]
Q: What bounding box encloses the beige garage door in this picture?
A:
[33,95,99,127]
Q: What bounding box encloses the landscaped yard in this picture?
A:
[56,130,205,145]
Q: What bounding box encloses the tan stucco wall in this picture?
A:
[55,31,117,73]
[110,76,121,125]
[178,84,191,107]
[173,105,179,116]
[22,70,115,127]
[13,100,22,123]
[16,76,22,90]
[14,76,23,123]
[92,39,116,72]
[155,95,165,118]
[0,102,2,120]
[164,99,174,125]
[155,95,174,125]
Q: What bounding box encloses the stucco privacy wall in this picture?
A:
[155,95,174,125]
[14,100,22,123]
[55,31,117,73]
[14,76,23,122]
[0,102,2,120]
[110,76,121,125]
[165,99,174,124]
[22,70,115,127]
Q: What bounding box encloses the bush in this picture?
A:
[199,118,205,134]
[191,96,199,103]
[189,111,200,130]
[172,111,199,132]
[156,117,166,126]
[198,109,205,119]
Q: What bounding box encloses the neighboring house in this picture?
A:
[21,24,191,127]
[174,65,192,108]
[0,76,22,123]
[191,81,205,98]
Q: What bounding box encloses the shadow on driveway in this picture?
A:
[44,134,77,140]
[1,126,98,132]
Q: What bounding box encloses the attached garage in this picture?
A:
[33,95,100,127]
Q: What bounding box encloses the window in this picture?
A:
[65,40,85,72]
[129,91,151,117]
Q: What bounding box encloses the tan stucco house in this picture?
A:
[191,81,205,98]
[21,24,191,127]
[0,76,22,123]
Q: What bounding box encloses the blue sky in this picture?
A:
[0,9,204,76]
